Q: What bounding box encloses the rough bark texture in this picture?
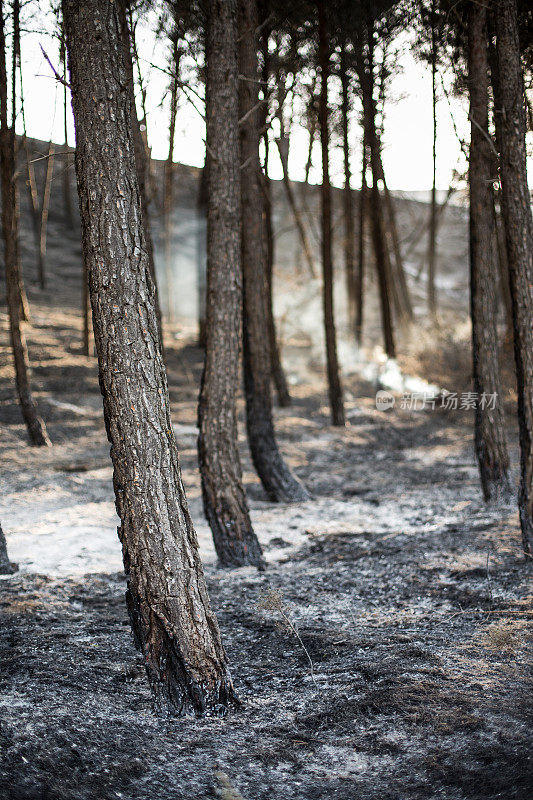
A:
[63,0,233,714]
[239,0,308,501]
[196,162,208,348]
[495,0,533,557]
[198,0,264,569]
[358,56,396,359]
[318,0,345,427]
[0,521,15,575]
[467,2,511,502]
[0,1,50,447]
[340,46,357,331]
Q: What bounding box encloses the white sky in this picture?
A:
[19,13,531,193]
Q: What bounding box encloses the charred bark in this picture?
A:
[318,0,345,427]
[495,0,533,557]
[198,0,264,569]
[63,0,233,714]
[355,133,368,346]
[340,45,357,331]
[239,0,308,501]
[468,1,511,502]
[0,1,50,447]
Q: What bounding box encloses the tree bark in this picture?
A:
[318,0,345,426]
[197,162,208,348]
[198,0,264,569]
[38,141,55,290]
[340,45,357,331]
[63,0,233,714]
[427,0,438,315]
[60,24,73,227]
[164,34,180,324]
[355,133,368,346]
[0,521,15,575]
[358,55,396,359]
[0,1,50,447]
[495,0,533,557]
[467,1,511,502]
[119,3,164,356]
[238,0,308,501]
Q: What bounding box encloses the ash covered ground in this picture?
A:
[0,147,531,799]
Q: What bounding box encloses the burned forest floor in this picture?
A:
[1,152,532,799]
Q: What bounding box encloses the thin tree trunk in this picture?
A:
[468,1,511,502]
[38,141,54,289]
[197,162,208,348]
[275,137,316,277]
[164,35,179,324]
[260,33,291,408]
[358,55,396,359]
[340,45,357,331]
[428,0,437,316]
[238,0,308,501]
[11,0,29,324]
[355,133,367,345]
[495,0,533,557]
[119,4,164,356]
[318,0,345,426]
[198,0,264,569]
[63,0,233,714]
[0,521,15,575]
[0,1,49,447]
[60,27,73,226]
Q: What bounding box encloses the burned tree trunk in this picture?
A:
[163,34,180,324]
[276,136,316,277]
[60,28,73,227]
[0,522,15,575]
[0,1,50,447]
[238,0,308,501]
[340,45,357,331]
[119,3,164,356]
[427,0,438,316]
[38,141,55,289]
[197,162,208,348]
[318,0,345,426]
[355,133,368,345]
[63,0,233,714]
[358,56,396,359]
[198,0,264,569]
[467,1,511,501]
[495,0,533,557]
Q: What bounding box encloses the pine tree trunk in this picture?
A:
[340,45,357,331]
[0,521,15,575]
[495,0,533,557]
[427,0,438,316]
[38,141,55,290]
[238,0,308,501]
[63,0,233,714]
[0,1,50,447]
[164,36,179,324]
[197,162,208,348]
[275,136,316,277]
[198,0,264,570]
[119,4,164,356]
[358,55,396,359]
[355,134,367,346]
[318,0,345,426]
[60,25,73,227]
[468,1,511,502]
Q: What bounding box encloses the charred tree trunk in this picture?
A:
[38,141,54,289]
[358,55,396,359]
[427,0,438,315]
[119,4,164,356]
[495,0,533,557]
[198,0,264,569]
[275,136,316,277]
[0,521,15,575]
[468,1,511,501]
[63,0,233,714]
[340,45,357,331]
[318,0,345,426]
[60,28,73,227]
[355,133,368,346]
[238,0,308,501]
[197,162,208,348]
[164,35,179,324]
[0,2,49,446]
